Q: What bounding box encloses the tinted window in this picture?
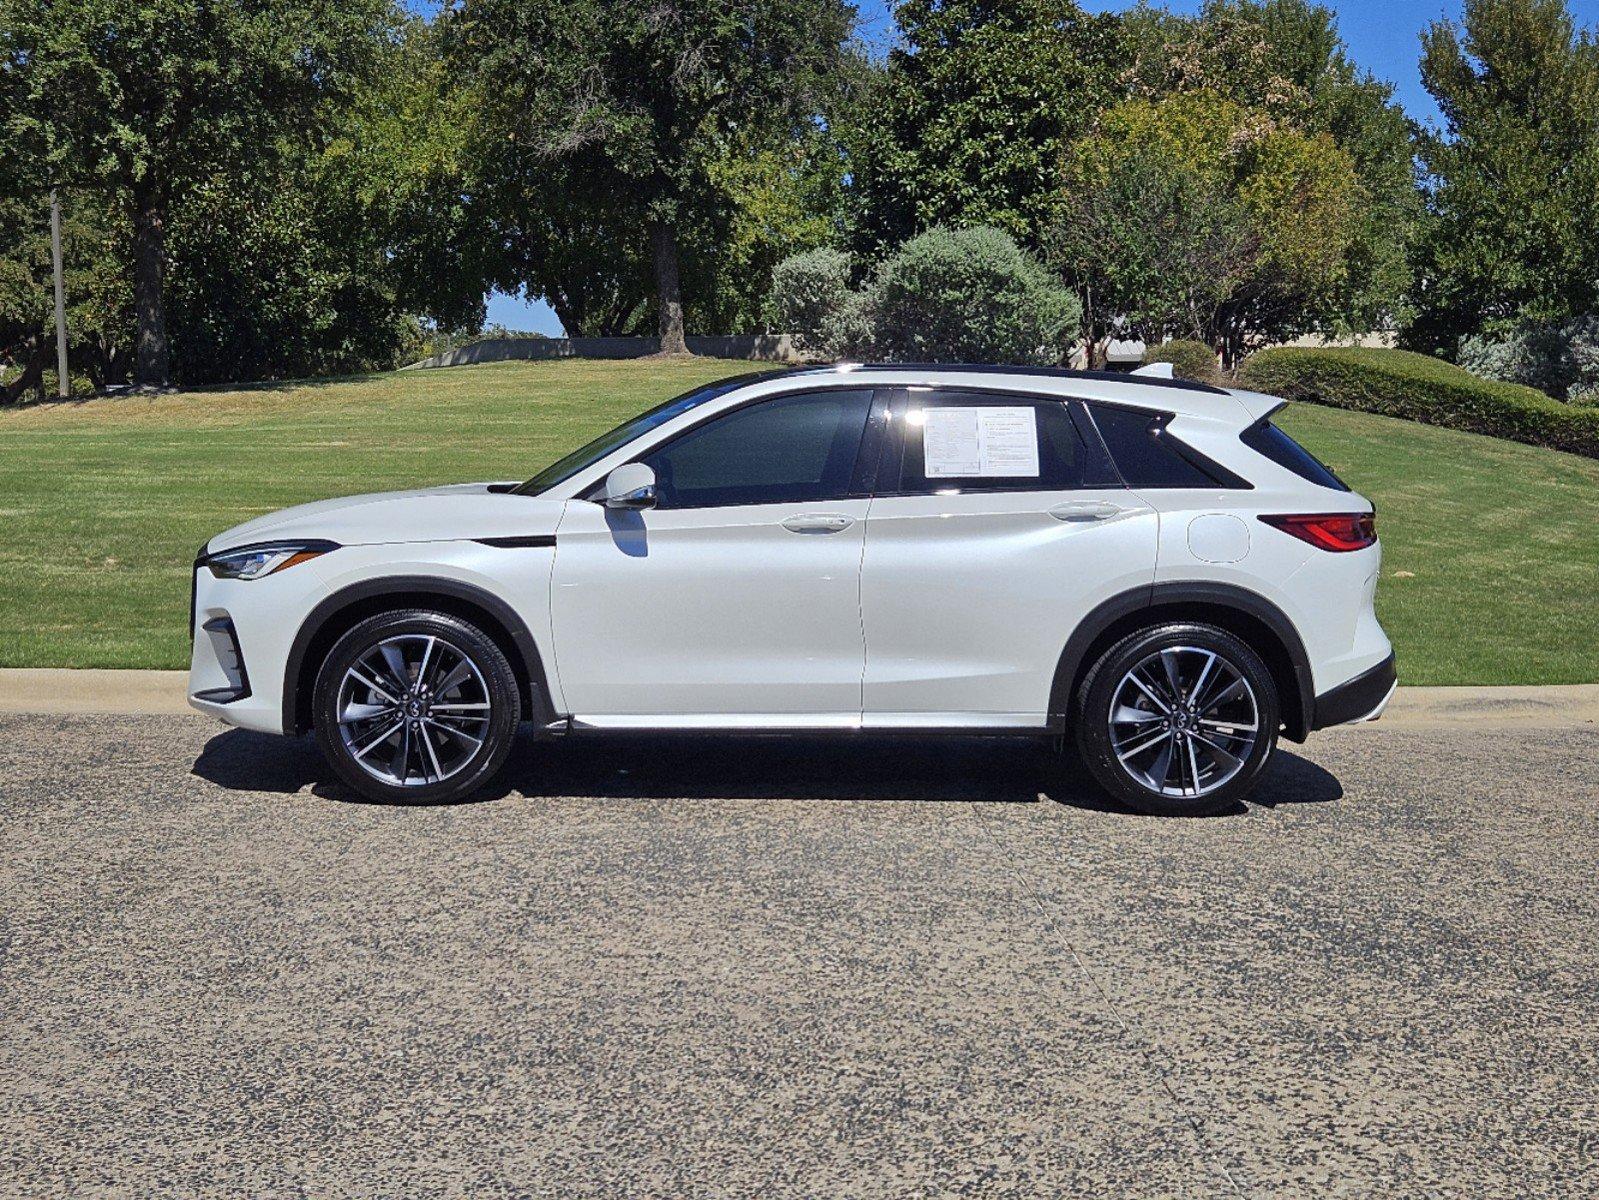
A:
[1088,404,1229,489]
[1240,419,1350,491]
[640,389,874,509]
[886,392,1115,494]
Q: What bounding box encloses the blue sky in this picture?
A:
[489,0,1599,333]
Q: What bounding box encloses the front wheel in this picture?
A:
[312,609,522,804]
[1075,623,1279,817]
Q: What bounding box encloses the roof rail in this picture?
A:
[787,361,1229,395]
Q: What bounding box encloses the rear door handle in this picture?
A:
[1048,500,1126,522]
[782,513,856,534]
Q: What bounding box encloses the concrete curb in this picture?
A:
[2,668,1596,727]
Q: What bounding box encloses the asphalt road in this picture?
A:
[2,714,1596,1198]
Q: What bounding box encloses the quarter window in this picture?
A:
[639,389,875,509]
[1087,404,1239,489]
[1240,418,1351,491]
[884,391,1117,494]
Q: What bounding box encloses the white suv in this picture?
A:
[188,364,1395,816]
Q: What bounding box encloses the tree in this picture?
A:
[1057,94,1360,364]
[1120,0,1418,339]
[447,0,854,353]
[0,0,393,384]
[0,191,131,402]
[1409,0,1599,353]
[847,0,1126,254]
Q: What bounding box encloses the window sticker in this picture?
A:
[922,406,1040,477]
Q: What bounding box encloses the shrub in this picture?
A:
[1142,339,1222,385]
[1458,315,1599,399]
[1239,347,1599,459]
[861,226,1080,364]
[764,247,853,354]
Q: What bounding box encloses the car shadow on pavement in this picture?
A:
[192,727,1343,815]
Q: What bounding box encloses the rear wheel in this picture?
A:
[312,609,521,804]
[1075,623,1279,817]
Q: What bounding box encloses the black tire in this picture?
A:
[312,609,521,804]
[1074,622,1279,817]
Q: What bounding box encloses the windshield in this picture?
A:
[513,374,766,496]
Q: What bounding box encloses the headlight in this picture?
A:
[204,540,338,580]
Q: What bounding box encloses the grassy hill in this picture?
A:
[1,358,1595,684]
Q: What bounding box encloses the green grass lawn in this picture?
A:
[1,357,1594,683]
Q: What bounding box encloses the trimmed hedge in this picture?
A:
[1239,347,1599,460]
[1143,339,1222,386]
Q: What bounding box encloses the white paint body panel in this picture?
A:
[859,489,1156,722]
[549,498,869,717]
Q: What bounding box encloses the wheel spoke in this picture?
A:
[435,658,473,696]
[1112,704,1163,725]
[353,719,402,760]
[390,721,412,781]
[420,723,446,782]
[1148,735,1176,792]
[1116,726,1171,760]
[1190,730,1244,772]
[1188,652,1218,709]
[1198,717,1256,734]
[1127,672,1173,714]
[1159,649,1185,699]
[429,702,491,712]
[1185,737,1203,796]
[340,701,392,725]
[348,668,399,706]
[425,716,482,748]
[1197,677,1247,715]
[379,642,411,694]
[416,636,437,692]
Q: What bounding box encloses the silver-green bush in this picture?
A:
[861,226,1079,364]
[1458,316,1599,399]
[764,247,854,354]
[766,227,1080,364]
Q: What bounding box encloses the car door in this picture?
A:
[858,388,1159,727]
[549,387,882,725]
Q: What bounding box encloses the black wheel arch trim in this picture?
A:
[283,575,555,734]
[1048,581,1317,742]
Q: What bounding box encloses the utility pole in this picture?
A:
[50,190,69,398]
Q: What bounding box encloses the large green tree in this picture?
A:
[447,0,854,353]
[848,0,1126,254]
[1410,0,1599,353]
[1121,0,1418,339]
[0,0,392,384]
[1057,94,1360,363]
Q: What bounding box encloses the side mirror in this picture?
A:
[604,462,657,510]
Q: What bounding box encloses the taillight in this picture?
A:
[1259,512,1376,552]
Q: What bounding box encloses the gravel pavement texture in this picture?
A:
[1,714,1596,1198]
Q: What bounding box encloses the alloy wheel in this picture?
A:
[335,634,492,787]
[1107,645,1260,798]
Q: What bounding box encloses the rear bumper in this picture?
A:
[1311,652,1397,730]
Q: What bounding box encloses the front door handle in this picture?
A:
[782,513,856,534]
[1048,500,1126,522]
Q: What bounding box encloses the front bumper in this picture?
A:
[1310,652,1397,730]
[188,558,331,734]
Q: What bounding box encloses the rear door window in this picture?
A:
[882,390,1119,495]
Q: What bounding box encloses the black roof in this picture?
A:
[788,362,1229,396]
